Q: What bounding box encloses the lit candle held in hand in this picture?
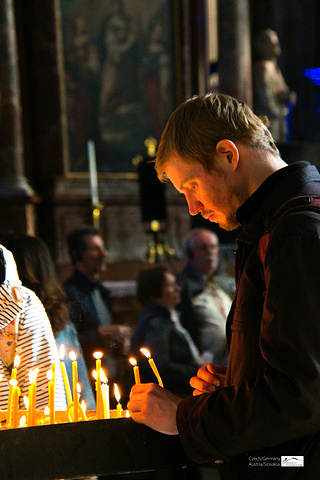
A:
[140,348,164,387]
[129,357,141,384]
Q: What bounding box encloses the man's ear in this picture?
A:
[216,139,239,170]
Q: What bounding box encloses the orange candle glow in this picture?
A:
[80,400,88,421]
[114,383,122,418]
[20,414,26,428]
[10,379,20,428]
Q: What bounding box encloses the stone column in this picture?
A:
[218,0,252,106]
[0,0,37,234]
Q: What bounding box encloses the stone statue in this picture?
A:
[253,29,296,143]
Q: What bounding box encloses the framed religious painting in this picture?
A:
[59,0,181,177]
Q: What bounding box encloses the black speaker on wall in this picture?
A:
[138,157,167,222]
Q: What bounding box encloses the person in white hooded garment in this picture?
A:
[0,245,67,413]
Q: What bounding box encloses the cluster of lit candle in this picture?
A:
[129,348,164,387]
[1,346,163,430]
[56,347,124,423]
[4,354,41,429]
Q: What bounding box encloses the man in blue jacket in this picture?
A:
[128,93,320,479]
[64,227,131,383]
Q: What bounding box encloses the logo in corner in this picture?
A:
[281,456,304,467]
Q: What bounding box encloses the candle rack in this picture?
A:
[0,411,187,479]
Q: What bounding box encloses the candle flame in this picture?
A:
[0,373,2,382]
[92,370,97,380]
[114,383,121,403]
[69,351,77,362]
[77,382,81,393]
[59,344,65,360]
[93,351,103,360]
[47,369,53,381]
[28,368,38,384]
[129,357,137,366]
[81,399,86,413]
[126,410,130,418]
[100,369,108,383]
[44,406,50,416]
[14,354,21,368]
[20,415,26,427]
[9,379,18,387]
[140,348,151,359]
[24,396,29,409]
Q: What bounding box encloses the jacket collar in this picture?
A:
[236,162,320,244]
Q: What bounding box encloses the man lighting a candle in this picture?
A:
[128,93,320,479]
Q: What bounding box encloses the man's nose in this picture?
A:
[186,195,203,216]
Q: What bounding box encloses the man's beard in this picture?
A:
[202,210,240,231]
[217,214,240,231]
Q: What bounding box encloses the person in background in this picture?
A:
[128,93,320,479]
[131,264,210,398]
[0,244,67,411]
[0,232,95,409]
[178,228,232,368]
[64,227,132,389]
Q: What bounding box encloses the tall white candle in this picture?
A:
[87,140,99,206]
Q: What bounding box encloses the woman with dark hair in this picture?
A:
[1,233,96,409]
[131,264,208,397]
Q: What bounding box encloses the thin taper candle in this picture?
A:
[69,351,78,421]
[101,368,109,419]
[7,355,20,426]
[11,381,20,428]
[114,383,122,418]
[140,348,164,387]
[59,345,72,405]
[93,352,103,419]
[129,358,141,384]
[87,140,99,206]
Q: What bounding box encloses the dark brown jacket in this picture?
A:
[177,162,320,479]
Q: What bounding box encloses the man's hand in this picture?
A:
[190,364,226,396]
[127,383,182,435]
